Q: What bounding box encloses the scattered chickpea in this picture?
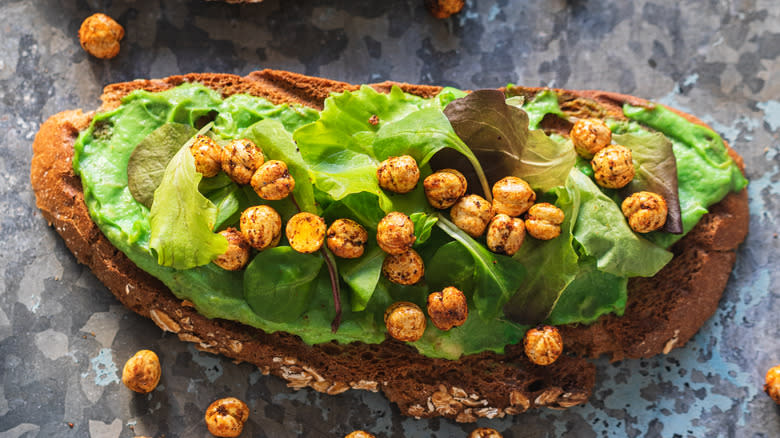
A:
[345,432,376,438]
[251,160,295,200]
[425,0,465,19]
[486,214,526,256]
[469,428,503,438]
[384,301,427,342]
[765,365,780,405]
[121,350,161,394]
[286,212,327,254]
[376,212,416,255]
[326,219,368,259]
[239,205,282,251]
[78,13,124,59]
[570,118,612,159]
[423,168,467,209]
[376,155,420,194]
[525,203,564,240]
[221,139,264,185]
[492,176,536,217]
[523,325,563,366]
[450,194,494,237]
[621,191,668,233]
[204,397,249,438]
[427,287,468,331]
[382,249,425,285]
[591,144,635,189]
[190,135,223,177]
[213,228,250,271]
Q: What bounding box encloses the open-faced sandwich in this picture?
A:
[30,70,748,422]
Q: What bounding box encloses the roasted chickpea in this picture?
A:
[486,214,526,256]
[425,0,465,19]
[621,191,667,233]
[250,160,295,200]
[570,118,612,159]
[427,287,468,331]
[525,203,564,240]
[221,139,264,185]
[121,350,161,394]
[213,228,250,271]
[204,397,249,438]
[765,365,780,404]
[345,432,376,438]
[523,325,563,366]
[384,301,426,342]
[469,428,503,438]
[492,176,536,217]
[450,194,494,237]
[377,155,420,194]
[376,212,416,255]
[591,144,635,189]
[190,135,222,177]
[286,212,326,254]
[326,219,368,259]
[423,168,467,209]
[239,205,282,251]
[78,13,124,59]
[382,249,425,285]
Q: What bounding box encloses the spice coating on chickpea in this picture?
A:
[78,13,124,59]
[621,191,668,233]
[376,212,416,254]
[345,432,376,438]
[239,205,282,251]
[326,219,368,259]
[221,139,264,185]
[121,350,161,394]
[286,212,327,254]
[570,118,612,159]
[377,155,420,194]
[382,249,425,285]
[469,428,504,438]
[427,287,468,331]
[213,228,250,271]
[450,194,494,237]
[524,325,563,366]
[190,135,223,178]
[765,365,780,404]
[492,176,536,217]
[423,168,467,209]
[591,144,635,189]
[525,203,564,240]
[486,214,526,256]
[204,397,249,438]
[384,301,427,342]
[251,160,295,200]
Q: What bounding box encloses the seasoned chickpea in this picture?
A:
[591,144,635,189]
[78,13,124,59]
[450,194,494,237]
[213,228,250,271]
[326,219,368,259]
[204,397,249,438]
[469,428,503,438]
[486,214,526,256]
[765,365,780,404]
[377,155,420,194]
[190,135,222,177]
[621,191,667,233]
[376,212,416,255]
[382,249,425,285]
[525,203,564,240]
[570,118,612,159]
[221,139,264,185]
[286,212,326,254]
[423,168,467,209]
[345,432,375,438]
[251,160,295,200]
[121,350,161,394]
[384,301,426,342]
[492,176,536,217]
[239,205,282,251]
[427,287,468,331]
[523,325,563,366]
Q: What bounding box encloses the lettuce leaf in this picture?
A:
[546,258,628,325]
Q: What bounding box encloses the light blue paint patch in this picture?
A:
[248,369,263,385]
[187,378,203,393]
[90,348,119,386]
[683,73,699,87]
[271,388,309,404]
[757,100,780,131]
[458,0,479,26]
[746,164,779,227]
[188,344,223,383]
[487,4,501,21]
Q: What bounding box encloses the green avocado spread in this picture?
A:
[73,83,747,360]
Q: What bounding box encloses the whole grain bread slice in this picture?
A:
[30,70,747,421]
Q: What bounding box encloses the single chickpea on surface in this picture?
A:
[591,144,635,189]
[486,214,526,256]
[376,212,416,254]
[345,432,376,438]
[382,249,425,285]
[525,203,564,240]
[213,228,250,271]
[621,191,668,233]
[78,13,124,59]
[251,160,295,200]
[121,350,161,394]
[384,301,427,342]
[492,176,536,217]
[204,397,249,438]
[427,286,468,331]
[524,325,563,366]
[190,135,222,177]
[469,428,503,438]
[765,365,780,404]
[450,194,494,237]
[221,139,264,185]
[286,212,327,254]
[326,219,368,259]
[570,118,612,159]
[424,0,465,19]
[423,168,467,209]
[239,205,282,251]
[377,155,420,194]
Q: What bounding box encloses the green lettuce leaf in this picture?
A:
[519,89,567,130]
[214,93,320,136]
[546,258,628,325]
[410,212,438,246]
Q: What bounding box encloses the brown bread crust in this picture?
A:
[30,70,747,420]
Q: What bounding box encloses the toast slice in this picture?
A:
[30,69,747,421]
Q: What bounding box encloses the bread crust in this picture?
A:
[30,70,747,421]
